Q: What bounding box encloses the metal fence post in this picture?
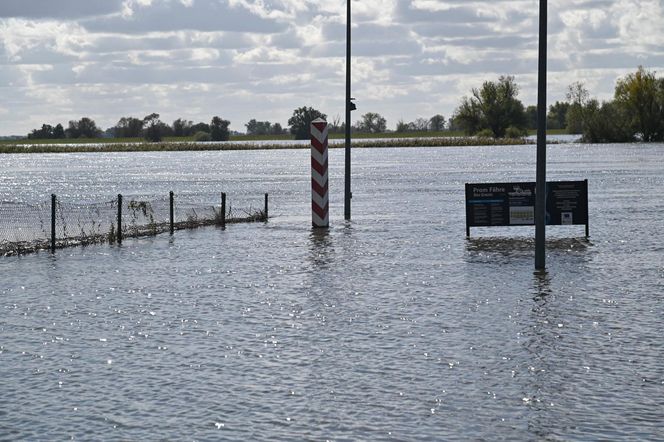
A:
[170,191,174,234]
[51,194,56,253]
[117,194,123,244]
[221,192,226,228]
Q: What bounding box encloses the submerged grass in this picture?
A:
[0,136,532,154]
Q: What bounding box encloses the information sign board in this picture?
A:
[465,180,588,236]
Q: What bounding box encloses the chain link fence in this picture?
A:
[0,192,268,256]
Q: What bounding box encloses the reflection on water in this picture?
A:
[1,144,663,440]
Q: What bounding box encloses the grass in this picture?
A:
[1,129,574,154]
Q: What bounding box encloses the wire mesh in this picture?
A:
[0,192,267,256]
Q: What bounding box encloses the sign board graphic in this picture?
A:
[465,180,588,236]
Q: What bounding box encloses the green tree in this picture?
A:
[288,106,327,139]
[355,112,387,133]
[547,101,570,130]
[210,116,230,141]
[614,66,664,141]
[525,105,538,130]
[579,99,634,143]
[271,123,284,135]
[245,119,272,136]
[429,114,446,131]
[395,119,410,132]
[565,82,589,134]
[452,76,527,138]
[53,123,65,139]
[172,118,193,137]
[114,117,144,138]
[143,113,163,142]
[66,117,102,138]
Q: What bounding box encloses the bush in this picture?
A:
[476,128,495,138]
[505,126,527,139]
[194,131,211,142]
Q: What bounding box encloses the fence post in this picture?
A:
[311,118,329,228]
[51,194,56,253]
[221,192,226,228]
[117,194,123,244]
[170,191,174,235]
[264,193,269,220]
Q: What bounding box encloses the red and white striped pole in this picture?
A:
[311,118,329,228]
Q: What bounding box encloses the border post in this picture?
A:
[51,194,56,253]
[117,194,123,244]
[311,118,329,228]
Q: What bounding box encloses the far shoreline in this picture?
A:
[0,135,577,154]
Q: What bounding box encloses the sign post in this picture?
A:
[344,0,352,221]
[311,118,329,228]
[535,0,548,270]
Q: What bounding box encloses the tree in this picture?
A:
[271,123,284,135]
[355,112,387,133]
[579,99,634,143]
[565,82,590,134]
[210,116,230,141]
[191,122,210,134]
[547,101,570,130]
[65,117,102,138]
[452,76,527,137]
[288,106,327,139]
[395,119,409,132]
[614,66,664,141]
[409,118,429,132]
[53,123,65,139]
[245,119,272,136]
[525,105,538,130]
[173,118,193,137]
[143,113,163,142]
[28,124,54,139]
[114,117,144,138]
[429,114,446,131]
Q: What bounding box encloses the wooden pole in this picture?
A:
[169,191,174,235]
[264,193,269,220]
[117,194,123,244]
[51,194,56,253]
[221,192,226,228]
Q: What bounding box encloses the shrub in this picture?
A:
[505,126,527,139]
[194,131,211,142]
[476,128,495,138]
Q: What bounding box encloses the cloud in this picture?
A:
[0,0,663,135]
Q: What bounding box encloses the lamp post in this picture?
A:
[344,0,352,220]
[535,0,547,270]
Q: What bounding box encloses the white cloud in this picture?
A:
[0,0,663,135]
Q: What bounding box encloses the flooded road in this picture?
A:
[1,144,663,440]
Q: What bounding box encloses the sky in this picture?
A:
[1,0,663,135]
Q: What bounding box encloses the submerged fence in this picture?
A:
[0,192,269,256]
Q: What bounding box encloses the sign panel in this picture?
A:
[465,180,588,236]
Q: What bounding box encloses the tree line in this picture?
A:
[26,66,663,143]
[28,114,231,142]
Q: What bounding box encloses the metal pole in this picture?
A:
[169,191,174,234]
[344,0,352,220]
[264,193,269,220]
[535,0,548,270]
[117,194,123,244]
[51,194,56,253]
[221,192,226,228]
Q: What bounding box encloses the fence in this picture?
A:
[0,192,269,256]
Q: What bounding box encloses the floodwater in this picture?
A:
[1,144,663,440]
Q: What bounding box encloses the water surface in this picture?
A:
[1,144,663,440]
